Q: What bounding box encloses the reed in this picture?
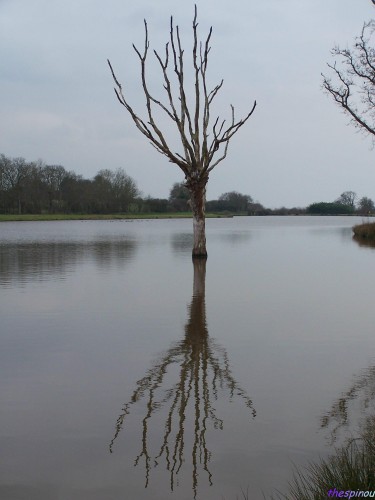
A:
[268,427,375,499]
[353,221,375,240]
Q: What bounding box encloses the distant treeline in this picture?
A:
[0,153,300,215]
[0,154,140,215]
[0,154,373,216]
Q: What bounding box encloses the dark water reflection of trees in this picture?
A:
[110,260,256,498]
[0,239,137,285]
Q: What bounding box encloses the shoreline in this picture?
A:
[0,212,235,222]
[0,213,371,222]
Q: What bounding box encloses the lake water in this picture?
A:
[2,216,375,500]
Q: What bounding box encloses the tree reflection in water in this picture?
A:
[110,259,256,497]
[321,364,375,444]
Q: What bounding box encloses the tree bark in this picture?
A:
[187,177,208,259]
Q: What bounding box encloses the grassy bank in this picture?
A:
[353,221,375,240]
[229,417,375,499]
[267,417,375,500]
[0,212,234,222]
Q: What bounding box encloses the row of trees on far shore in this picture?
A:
[0,154,139,215]
[1,154,374,216]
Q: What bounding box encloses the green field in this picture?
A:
[0,212,234,222]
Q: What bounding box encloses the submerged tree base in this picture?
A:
[192,252,208,259]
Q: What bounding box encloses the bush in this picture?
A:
[307,202,355,215]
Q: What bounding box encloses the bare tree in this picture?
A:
[335,190,357,208]
[322,21,375,141]
[358,195,375,214]
[108,6,256,258]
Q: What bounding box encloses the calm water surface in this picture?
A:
[2,216,375,500]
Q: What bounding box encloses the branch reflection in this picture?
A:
[110,259,255,497]
[321,364,375,444]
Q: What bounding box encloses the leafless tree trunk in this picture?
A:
[322,21,375,141]
[108,5,256,258]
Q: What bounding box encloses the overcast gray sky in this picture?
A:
[1,0,375,207]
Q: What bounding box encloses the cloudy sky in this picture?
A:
[1,0,375,207]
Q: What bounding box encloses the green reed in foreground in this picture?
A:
[268,424,375,499]
[230,418,375,500]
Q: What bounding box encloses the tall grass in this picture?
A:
[353,221,375,240]
[268,419,375,499]
[229,420,375,499]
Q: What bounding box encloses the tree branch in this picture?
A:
[322,21,375,139]
[205,101,257,172]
